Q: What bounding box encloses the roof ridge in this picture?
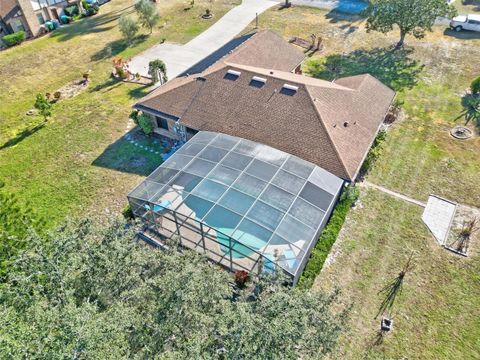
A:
[195,30,259,76]
[225,62,354,90]
[304,86,352,180]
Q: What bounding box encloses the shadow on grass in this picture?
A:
[92,129,163,176]
[128,84,152,99]
[0,122,46,151]
[375,253,413,320]
[90,76,123,93]
[51,5,135,42]
[443,28,480,41]
[307,47,424,91]
[91,34,148,62]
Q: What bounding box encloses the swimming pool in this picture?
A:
[182,181,268,259]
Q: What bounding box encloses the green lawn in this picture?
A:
[320,189,480,359]
[247,6,480,359]
[0,0,239,226]
[454,0,480,14]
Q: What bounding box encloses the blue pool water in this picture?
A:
[335,0,368,14]
[216,228,267,259]
[181,181,267,259]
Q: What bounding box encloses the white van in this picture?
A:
[450,14,480,32]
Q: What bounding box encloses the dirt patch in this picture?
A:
[55,78,89,100]
[445,204,480,256]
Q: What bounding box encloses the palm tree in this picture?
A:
[148,59,167,85]
[460,94,480,126]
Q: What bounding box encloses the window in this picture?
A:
[467,20,480,25]
[156,116,169,130]
[13,19,25,32]
[36,13,45,25]
[185,126,198,140]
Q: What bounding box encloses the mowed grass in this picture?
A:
[247,6,480,359]
[0,0,239,225]
[319,189,480,359]
[247,6,480,207]
[453,0,480,15]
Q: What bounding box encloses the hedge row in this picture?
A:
[298,186,359,290]
[2,31,26,47]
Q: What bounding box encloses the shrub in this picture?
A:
[2,31,26,47]
[137,114,154,135]
[119,14,139,45]
[298,186,359,290]
[122,204,134,220]
[471,76,480,95]
[129,110,139,124]
[360,130,387,175]
[64,4,79,17]
[115,66,128,79]
[34,93,52,121]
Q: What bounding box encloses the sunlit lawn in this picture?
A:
[0,0,239,225]
[246,6,480,359]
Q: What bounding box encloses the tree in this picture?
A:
[148,59,167,84]
[0,219,348,359]
[365,0,456,49]
[459,94,480,126]
[34,93,52,121]
[118,15,139,45]
[0,181,45,278]
[471,76,480,95]
[137,113,154,135]
[135,0,160,34]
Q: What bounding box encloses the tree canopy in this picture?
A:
[148,59,168,84]
[365,0,456,48]
[135,0,160,34]
[118,14,139,45]
[1,219,348,359]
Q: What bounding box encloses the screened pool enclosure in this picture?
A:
[128,132,344,284]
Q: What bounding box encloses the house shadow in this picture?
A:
[179,32,256,76]
[307,47,424,92]
[0,122,46,151]
[443,29,480,40]
[92,129,164,176]
[51,5,135,42]
[128,84,152,100]
[91,34,148,62]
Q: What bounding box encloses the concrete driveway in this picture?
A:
[129,0,277,79]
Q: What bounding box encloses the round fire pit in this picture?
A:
[450,126,473,140]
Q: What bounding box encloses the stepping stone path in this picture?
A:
[123,130,180,161]
[124,133,162,155]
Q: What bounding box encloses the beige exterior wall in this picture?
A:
[17,0,41,36]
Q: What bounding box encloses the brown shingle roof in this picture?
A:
[221,30,305,72]
[135,33,395,181]
[0,0,19,19]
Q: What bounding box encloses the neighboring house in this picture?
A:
[134,30,395,182]
[0,0,75,39]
